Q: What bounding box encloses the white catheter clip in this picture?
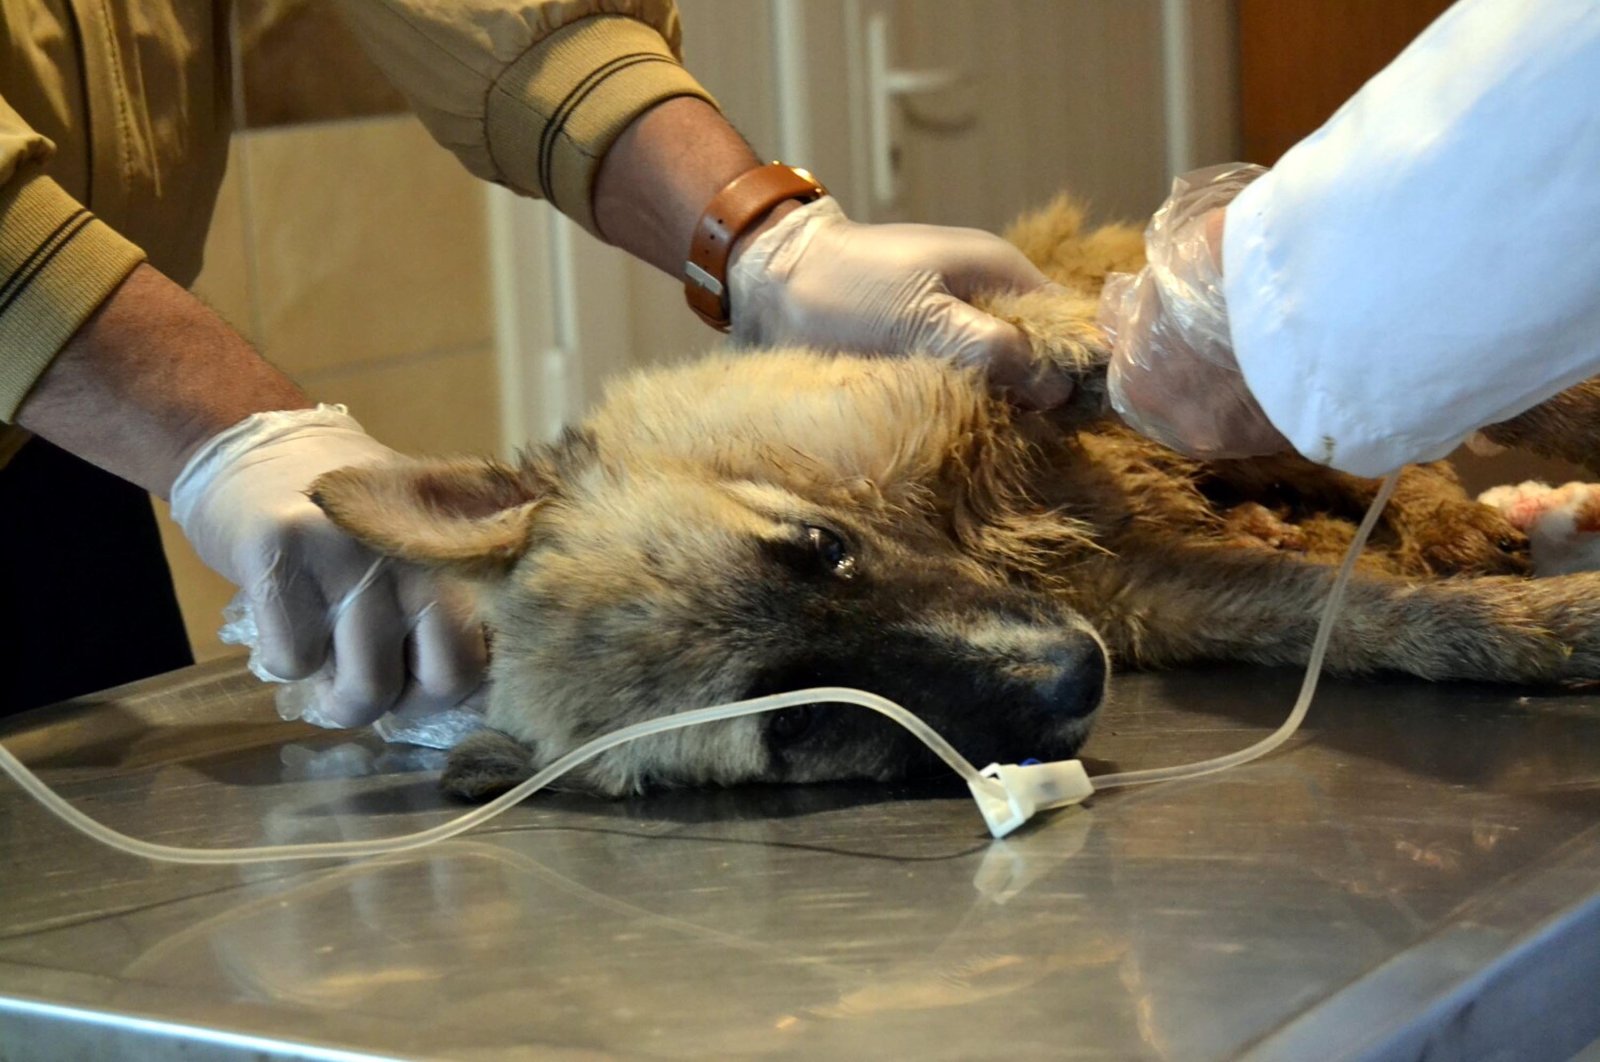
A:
[970,759,1095,838]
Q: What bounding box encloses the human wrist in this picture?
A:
[15,264,312,498]
[729,198,805,265]
[591,97,763,275]
[683,165,827,331]
[491,15,716,239]
[170,406,386,536]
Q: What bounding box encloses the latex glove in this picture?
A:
[728,197,1073,409]
[170,405,486,726]
[1100,162,1292,459]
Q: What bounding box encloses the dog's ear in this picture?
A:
[309,456,550,579]
[442,729,538,800]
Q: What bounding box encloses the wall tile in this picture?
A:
[303,345,502,456]
[190,142,255,341]
[626,257,726,371]
[245,116,493,376]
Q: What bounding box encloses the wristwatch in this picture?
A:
[683,162,827,331]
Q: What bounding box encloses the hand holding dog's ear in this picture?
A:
[1101,163,1292,459]
[170,407,488,727]
[726,198,1076,410]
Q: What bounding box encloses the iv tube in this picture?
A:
[0,472,1399,861]
[1092,469,1398,789]
[0,689,982,864]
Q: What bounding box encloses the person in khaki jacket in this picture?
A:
[0,1,1067,717]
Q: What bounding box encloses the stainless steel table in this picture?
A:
[2,658,1599,1061]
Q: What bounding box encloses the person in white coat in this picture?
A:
[1101,0,1600,477]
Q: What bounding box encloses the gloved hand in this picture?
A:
[727,197,1073,410]
[1100,162,1292,459]
[170,405,486,727]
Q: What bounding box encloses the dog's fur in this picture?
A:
[310,197,1600,798]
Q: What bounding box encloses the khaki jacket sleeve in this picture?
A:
[332,0,716,239]
[0,94,145,422]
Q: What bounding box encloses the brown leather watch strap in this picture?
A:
[684,163,827,331]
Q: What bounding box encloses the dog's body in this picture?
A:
[311,198,1600,798]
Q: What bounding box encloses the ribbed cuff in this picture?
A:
[486,14,716,239]
[0,174,146,421]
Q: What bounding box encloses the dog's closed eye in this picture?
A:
[768,703,819,746]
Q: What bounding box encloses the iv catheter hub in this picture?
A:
[970,759,1095,838]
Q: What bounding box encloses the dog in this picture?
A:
[309,197,1600,799]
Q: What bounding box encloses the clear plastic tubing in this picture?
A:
[0,689,982,865]
[1093,468,1398,789]
[0,471,1400,863]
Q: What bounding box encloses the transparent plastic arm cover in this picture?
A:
[0,473,1397,860]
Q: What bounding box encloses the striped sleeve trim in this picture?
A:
[486,14,716,238]
[0,174,146,422]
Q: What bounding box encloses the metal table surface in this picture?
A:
[2,658,1599,1061]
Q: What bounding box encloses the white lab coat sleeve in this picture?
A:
[1221,0,1600,477]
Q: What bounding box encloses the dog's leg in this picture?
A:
[976,286,1112,424]
[978,203,1145,423]
[1201,456,1529,576]
[1479,379,1600,474]
[1071,546,1600,684]
[442,730,537,800]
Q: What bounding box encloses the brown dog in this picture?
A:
[310,198,1600,798]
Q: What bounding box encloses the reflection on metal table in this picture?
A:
[2,658,1599,1060]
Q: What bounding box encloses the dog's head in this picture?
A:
[312,352,1108,797]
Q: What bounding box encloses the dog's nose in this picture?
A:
[1034,638,1107,720]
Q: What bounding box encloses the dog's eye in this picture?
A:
[761,524,857,579]
[804,525,855,577]
[769,704,817,745]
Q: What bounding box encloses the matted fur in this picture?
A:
[311,196,1600,800]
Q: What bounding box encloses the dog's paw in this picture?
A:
[441,729,537,801]
[1405,499,1531,577]
[1479,481,1600,576]
[1222,502,1308,553]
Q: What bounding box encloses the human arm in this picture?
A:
[12,261,487,725]
[1103,0,1600,475]
[1,81,306,500]
[3,100,485,725]
[332,0,1070,405]
[15,263,309,496]
[592,98,1071,407]
[1100,165,1291,460]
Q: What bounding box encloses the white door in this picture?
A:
[850,0,1239,231]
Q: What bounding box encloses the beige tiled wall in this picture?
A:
[155,116,499,660]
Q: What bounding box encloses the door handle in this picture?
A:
[864,10,963,207]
